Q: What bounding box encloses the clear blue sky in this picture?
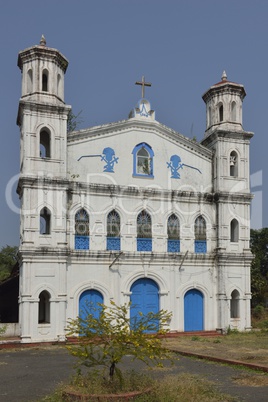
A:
[0,0,267,248]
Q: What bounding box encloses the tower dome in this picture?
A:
[17,35,68,103]
[202,71,246,137]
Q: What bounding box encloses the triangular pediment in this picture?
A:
[68,118,212,160]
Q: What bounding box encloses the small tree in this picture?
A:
[67,110,83,133]
[66,301,172,384]
[0,245,18,282]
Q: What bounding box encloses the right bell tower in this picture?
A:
[201,72,253,332]
[201,71,253,194]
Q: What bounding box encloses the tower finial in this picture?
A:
[221,70,227,81]
[40,35,46,46]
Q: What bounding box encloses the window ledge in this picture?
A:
[132,174,154,179]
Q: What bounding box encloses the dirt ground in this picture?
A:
[162,331,268,368]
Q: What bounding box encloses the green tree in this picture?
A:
[66,301,172,384]
[67,110,83,132]
[0,245,18,282]
[250,228,268,306]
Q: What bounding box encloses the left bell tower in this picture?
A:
[17,36,71,252]
[17,35,71,176]
[17,37,72,342]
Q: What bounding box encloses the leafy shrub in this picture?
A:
[66,301,173,385]
[253,305,265,319]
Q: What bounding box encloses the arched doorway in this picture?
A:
[79,289,103,321]
[130,278,159,331]
[184,289,204,331]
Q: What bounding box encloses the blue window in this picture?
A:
[132,143,154,178]
[75,208,89,250]
[167,214,180,252]
[107,210,121,250]
[194,215,207,253]
[137,210,152,251]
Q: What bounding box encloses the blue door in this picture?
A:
[79,289,103,322]
[184,289,204,331]
[130,278,159,331]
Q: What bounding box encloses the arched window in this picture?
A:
[42,69,48,91]
[132,143,154,177]
[38,290,50,323]
[167,214,180,252]
[230,290,240,318]
[137,210,152,251]
[230,150,238,177]
[194,215,207,253]
[57,74,62,97]
[40,207,51,235]
[107,210,121,251]
[208,106,212,128]
[231,101,236,121]
[219,103,223,122]
[75,208,89,250]
[27,69,33,93]
[230,219,239,242]
[40,129,51,158]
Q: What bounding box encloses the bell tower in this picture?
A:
[201,72,253,194]
[201,73,253,331]
[17,36,71,250]
[17,35,71,176]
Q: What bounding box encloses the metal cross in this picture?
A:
[135,76,152,98]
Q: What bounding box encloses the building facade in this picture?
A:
[16,37,253,342]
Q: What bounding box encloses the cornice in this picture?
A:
[17,248,215,264]
[202,82,246,103]
[17,248,252,266]
[17,99,71,126]
[17,175,69,195]
[201,128,254,147]
[17,175,253,204]
[18,45,68,72]
[215,250,253,263]
[214,191,253,204]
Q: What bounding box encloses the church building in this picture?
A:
[16,37,253,342]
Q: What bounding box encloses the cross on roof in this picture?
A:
[135,76,152,98]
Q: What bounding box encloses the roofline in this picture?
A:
[67,118,213,160]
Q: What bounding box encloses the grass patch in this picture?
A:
[40,372,236,401]
[142,374,237,402]
[232,373,268,387]
[69,369,152,394]
[191,335,200,341]
[163,331,268,367]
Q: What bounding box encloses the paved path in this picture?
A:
[0,346,267,401]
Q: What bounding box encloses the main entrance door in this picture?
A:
[130,278,159,331]
[184,289,204,331]
[79,289,103,321]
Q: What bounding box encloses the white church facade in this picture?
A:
[16,37,253,343]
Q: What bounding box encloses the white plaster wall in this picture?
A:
[67,122,212,193]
